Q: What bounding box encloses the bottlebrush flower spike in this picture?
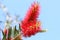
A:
[22,2,40,23]
[21,2,42,37]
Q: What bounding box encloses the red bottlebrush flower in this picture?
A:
[20,2,42,37]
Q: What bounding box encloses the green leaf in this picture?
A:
[2,31,6,40]
[13,26,19,38]
[19,24,21,31]
[8,27,12,39]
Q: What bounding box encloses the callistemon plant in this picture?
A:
[0,1,47,40]
[20,2,47,37]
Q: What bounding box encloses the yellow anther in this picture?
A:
[36,21,41,27]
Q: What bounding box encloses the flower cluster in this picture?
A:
[0,1,47,40]
[20,2,45,37]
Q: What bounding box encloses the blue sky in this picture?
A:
[0,0,60,40]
